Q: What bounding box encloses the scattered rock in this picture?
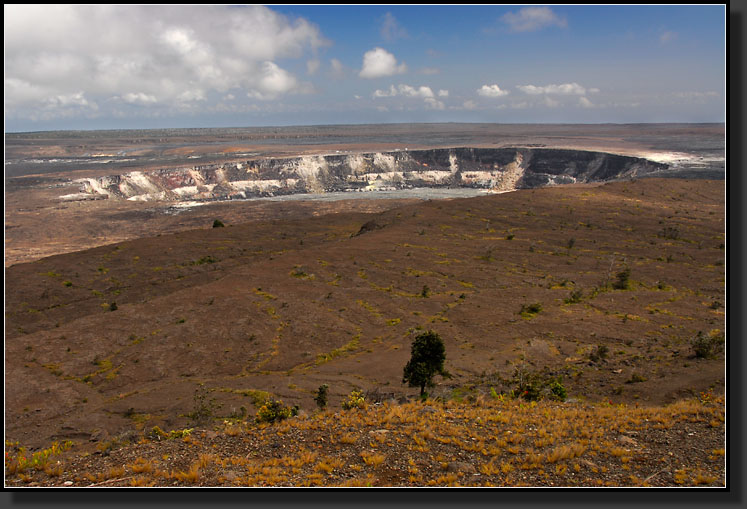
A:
[446,461,476,474]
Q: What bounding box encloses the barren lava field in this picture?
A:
[5,177,726,487]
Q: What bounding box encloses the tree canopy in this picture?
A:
[402,330,449,396]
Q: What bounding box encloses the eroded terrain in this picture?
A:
[4,123,725,267]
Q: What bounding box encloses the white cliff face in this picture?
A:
[70,148,667,203]
[492,151,526,192]
[449,151,459,174]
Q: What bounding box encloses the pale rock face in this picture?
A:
[72,148,668,202]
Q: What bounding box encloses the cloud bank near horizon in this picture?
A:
[4,5,725,131]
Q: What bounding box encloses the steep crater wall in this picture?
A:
[71,148,669,202]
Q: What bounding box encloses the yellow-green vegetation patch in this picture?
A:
[316,333,361,365]
[227,389,273,408]
[290,266,315,280]
[253,288,277,300]
[357,300,382,318]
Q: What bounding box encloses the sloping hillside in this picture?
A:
[5,178,725,487]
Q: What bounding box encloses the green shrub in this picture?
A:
[548,381,567,401]
[341,389,366,410]
[508,367,567,402]
[565,288,583,304]
[612,267,631,290]
[212,219,225,228]
[519,302,543,319]
[691,331,725,359]
[256,399,298,423]
[589,345,609,363]
[314,384,329,410]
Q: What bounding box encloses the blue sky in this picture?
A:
[4,4,726,132]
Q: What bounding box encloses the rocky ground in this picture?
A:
[4,176,726,488]
[4,392,725,487]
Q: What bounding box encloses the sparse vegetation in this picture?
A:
[341,389,366,410]
[691,330,725,359]
[256,398,298,423]
[314,384,329,410]
[612,267,631,290]
[519,302,543,319]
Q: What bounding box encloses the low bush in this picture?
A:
[341,389,366,410]
[612,268,631,290]
[314,384,329,410]
[507,367,567,402]
[691,331,725,359]
[256,399,298,423]
[519,302,543,319]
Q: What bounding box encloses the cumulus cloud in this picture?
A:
[578,96,594,108]
[424,97,445,110]
[4,5,328,122]
[380,12,408,42]
[501,7,567,33]
[517,82,587,95]
[477,84,510,97]
[359,47,407,79]
[462,100,478,110]
[372,83,446,110]
[373,84,435,99]
[122,92,158,105]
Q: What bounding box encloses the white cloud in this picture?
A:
[122,92,158,105]
[329,58,346,79]
[380,12,408,42]
[372,83,446,110]
[478,84,510,97]
[46,91,95,109]
[359,47,407,79]
[424,97,445,110]
[543,96,560,108]
[373,85,397,98]
[4,5,327,121]
[307,59,320,75]
[517,82,587,95]
[373,84,435,99]
[578,96,594,108]
[462,100,478,110]
[501,7,567,33]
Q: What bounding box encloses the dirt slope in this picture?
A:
[5,178,726,487]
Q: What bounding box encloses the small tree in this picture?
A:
[402,331,450,397]
[314,384,329,410]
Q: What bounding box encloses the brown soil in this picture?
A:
[4,177,726,487]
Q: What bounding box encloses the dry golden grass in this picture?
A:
[129,457,153,473]
[360,451,386,467]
